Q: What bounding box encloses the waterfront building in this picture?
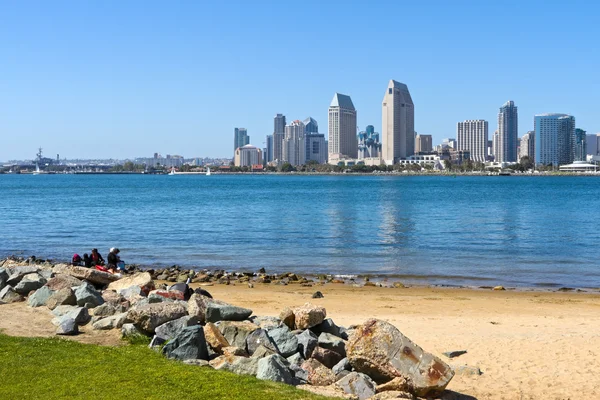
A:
[381,80,415,164]
[283,120,306,166]
[234,144,263,167]
[358,125,381,159]
[328,93,357,162]
[492,131,500,161]
[415,134,432,154]
[574,128,587,161]
[487,140,493,159]
[305,133,327,164]
[303,117,318,135]
[266,135,273,162]
[497,101,519,162]
[273,114,286,163]
[519,131,535,160]
[234,128,249,153]
[457,120,488,162]
[586,134,600,156]
[534,113,576,166]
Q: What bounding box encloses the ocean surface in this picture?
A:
[1,174,599,288]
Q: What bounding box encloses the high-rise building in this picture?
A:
[382,80,415,164]
[266,135,273,162]
[283,120,306,166]
[234,145,262,167]
[234,128,249,152]
[273,114,286,162]
[519,131,535,160]
[328,93,357,161]
[457,120,488,162]
[586,133,600,156]
[492,131,500,161]
[305,133,327,164]
[534,113,576,166]
[358,125,381,159]
[574,128,587,161]
[415,134,432,154]
[497,101,519,163]
[304,117,318,134]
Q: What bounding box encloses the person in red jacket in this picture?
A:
[90,248,105,266]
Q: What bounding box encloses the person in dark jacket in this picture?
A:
[107,247,121,273]
[90,248,105,266]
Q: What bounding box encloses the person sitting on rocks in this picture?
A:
[91,248,105,266]
[107,247,122,274]
[83,253,92,268]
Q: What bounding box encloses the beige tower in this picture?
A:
[382,80,414,165]
[328,93,357,162]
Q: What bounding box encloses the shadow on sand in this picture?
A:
[439,391,478,400]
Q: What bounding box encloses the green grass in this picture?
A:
[0,334,329,400]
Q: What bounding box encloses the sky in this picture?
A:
[1,0,599,161]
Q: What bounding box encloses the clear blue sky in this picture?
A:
[1,0,598,161]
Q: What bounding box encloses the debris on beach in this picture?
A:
[442,350,467,359]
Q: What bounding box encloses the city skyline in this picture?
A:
[1,2,599,161]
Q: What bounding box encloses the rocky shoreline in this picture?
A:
[1,257,459,399]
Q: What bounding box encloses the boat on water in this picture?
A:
[32,163,41,175]
[499,169,512,176]
[168,166,176,175]
[206,167,211,176]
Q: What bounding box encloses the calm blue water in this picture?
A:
[1,174,599,288]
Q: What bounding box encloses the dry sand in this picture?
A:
[1,283,599,400]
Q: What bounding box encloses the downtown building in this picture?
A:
[574,128,587,161]
[519,131,535,160]
[272,114,286,163]
[415,134,432,154]
[304,117,327,164]
[234,145,263,167]
[456,120,488,162]
[586,133,600,156]
[328,93,357,163]
[382,80,415,165]
[358,125,381,159]
[534,113,575,166]
[233,128,249,153]
[497,101,519,163]
[283,120,306,166]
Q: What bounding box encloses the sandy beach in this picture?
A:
[1,282,599,399]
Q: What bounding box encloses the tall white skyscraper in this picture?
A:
[382,80,415,165]
[328,93,357,161]
[457,120,488,162]
[519,131,535,160]
[497,101,518,163]
[283,120,306,166]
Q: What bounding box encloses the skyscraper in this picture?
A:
[283,120,306,166]
[586,133,600,156]
[303,117,318,134]
[415,134,432,154]
[303,117,327,164]
[457,120,488,162]
[328,93,357,161]
[266,134,273,162]
[234,128,249,153]
[358,125,381,159]
[497,101,518,163]
[519,131,535,160]
[534,113,575,166]
[273,114,286,162]
[382,80,415,164]
[574,128,587,161]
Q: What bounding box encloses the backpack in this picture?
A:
[72,254,82,263]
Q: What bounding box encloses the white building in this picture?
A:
[457,120,488,162]
[520,131,535,160]
[283,120,306,166]
[382,80,415,165]
[234,145,263,167]
[328,93,357,163]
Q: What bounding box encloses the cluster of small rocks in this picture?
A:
[1,258,454,399]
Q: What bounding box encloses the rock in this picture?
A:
[287,352,304,368]
[121,323,145,339]
[52,265,119,286]
[312,291,324,299]
[312,346,344,369]
[332,357,350,375]
[246,328,277,355]
[65,306,91,325]
[0,268,8,290]
[256,354,294,384]
[252,344,278,359]
[301,358,336,386]
[6,266,39,286]
[203,322,230,353]
[155,315,200,341]
[454,365,483,376]
[118,286,144,303]
[392,282,406,289]
[45,274,83,291]
[27,286,55,307]
[14,273,47,295]
[318,332,347,357]
[0,285,24,303]
[297,384,357,399]
[210,355,259,376]
[126,302,188,334]
[336,372,377,400]
[370,391,415,399]
[107,272,155,295]
[74,282,104,308]
[46,287,77,310]
[442,350,467,359]
[148,289,184,302]
[294,303,326,329]
[222,346,248,357]
[297,329,318,359]
[162,325,209,361]
[51,304,80,317]
[101,290,124,306]
[183,359,211,367]
[92,313,127,330]
[279,307,295,329]
[149,335,167,349]
[188,293,252,324]
[376,376,410,393]
[250,315,281,330]
[312,318,348,340]
[267,326,299,357]
[217,321,258,348]
[93,303,120,317]
[56,317,78,335]
[493,286,506,291]
[346,319,454,397]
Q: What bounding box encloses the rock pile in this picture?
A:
[0,258,454,399]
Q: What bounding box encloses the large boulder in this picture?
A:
[107,272,155,295]
[312,346,344,369]
[250,315,281,330]
[293,303,326,329]
[204,322,230,353]
[301,358,336,386]
[0,285,24,303]
[92,313,128,330]
[162,325,209,361]
[256,354,294,384]
[14,273,47,295]
[93,303,122,317]
[346,319,454,397]
[46,287,77,310]
[188,294,252,324]
[6,266,39,286]
[52,306,91,326]
[246,328,277,356]
[45,274,83,291]
[217,321,258,348]
[267,326,299,357]
[27,286,55,307]
[74,282,104,307]
[297,329,318,359]
[155,315,200,341]
[210,355,259,376]
[0,268,8,290]
[52,265,119,286]
[312,318,349,340]
[126,302,187,334]
[318,332,347,357]
[336,372,377,400]
[56,317,78,335]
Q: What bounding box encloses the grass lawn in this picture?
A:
[0,334,331,400]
